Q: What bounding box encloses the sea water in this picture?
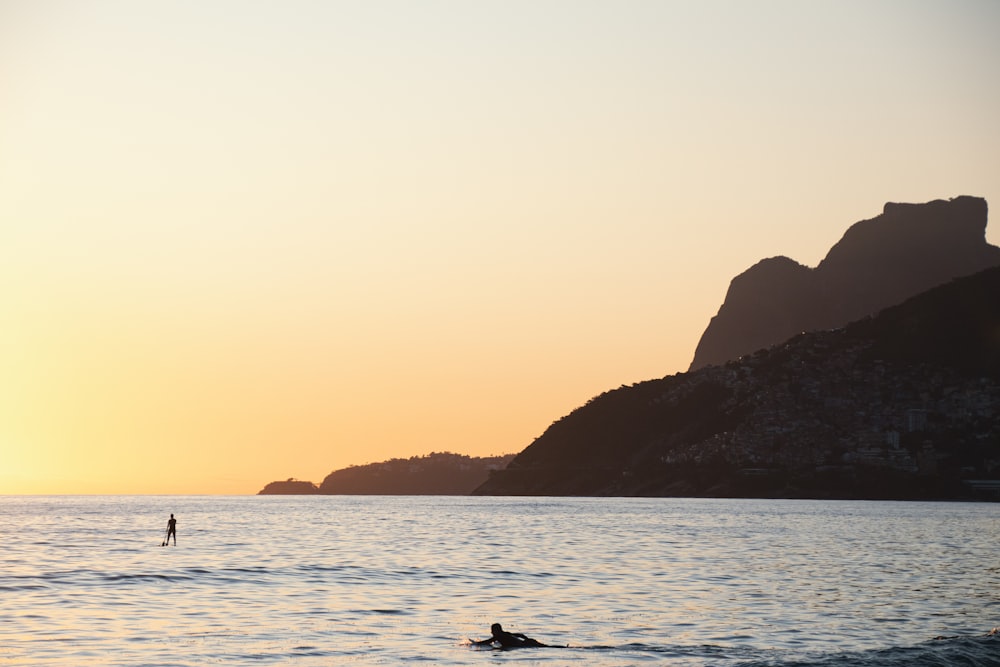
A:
[1,495,997,666]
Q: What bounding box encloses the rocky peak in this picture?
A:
[689,196,998,371]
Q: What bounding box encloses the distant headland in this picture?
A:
[259,452,514,495]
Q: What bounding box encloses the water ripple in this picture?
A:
[1,496,997,666]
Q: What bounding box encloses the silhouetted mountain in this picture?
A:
[690,196,1000,370]
[257,452,515,495]
[475,266,1000,500]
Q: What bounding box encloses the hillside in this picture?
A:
[690,196,1000,370]
[258,479,320,495]
[475,267,1000,500]
[258,452,515,495]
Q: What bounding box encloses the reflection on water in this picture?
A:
[1,496,997,666]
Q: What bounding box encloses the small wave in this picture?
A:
[103,573,174,583]
[732,631,1000,667]
[0,584,49,592]
[568,641,750,661]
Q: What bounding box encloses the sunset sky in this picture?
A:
[2,1,998,494]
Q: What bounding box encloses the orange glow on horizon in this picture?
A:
[2,1,998,494]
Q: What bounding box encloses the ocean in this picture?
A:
[1,495,997,666]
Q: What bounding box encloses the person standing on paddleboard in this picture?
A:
[166,513,177,546]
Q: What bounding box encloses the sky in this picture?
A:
[1,0,998,494]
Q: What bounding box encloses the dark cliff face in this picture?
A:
[689,196,999,371]
[691,256,815,375]
[475,266,1000,499]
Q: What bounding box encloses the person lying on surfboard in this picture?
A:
[471,623,547,648]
